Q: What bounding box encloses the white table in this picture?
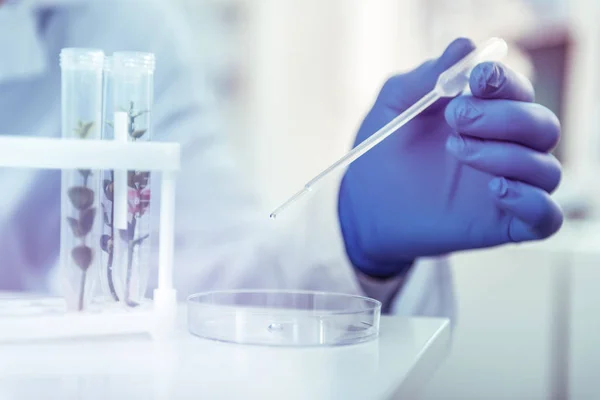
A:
[0,307,451,400]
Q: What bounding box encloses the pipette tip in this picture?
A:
[269,187,310,220]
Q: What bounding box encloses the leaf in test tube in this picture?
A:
[68,186,94,210]
[127,171,136,188]
[119,221,135,242]
[67,217,85,238]
[79,207,96,236]
[128,171,150,189]
[78,169,92,180]
[66,208,95,237]
[132,109,149,119]
[74,121,95,139]
[132,234,150,247]
[100,235,113,253]
[131,129,147,139]
[101,203,111,226]
[103,180,113,201]
[119,229,129,242]
[81,121,94,138]
[135,171,150,189]
[72,245,93,271]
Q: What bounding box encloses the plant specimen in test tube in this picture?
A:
[101,175,119,301]
[100,117,119,302]
[101,101,150,306]
[67,120,96,311]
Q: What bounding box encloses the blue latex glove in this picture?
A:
[338,38,563,278]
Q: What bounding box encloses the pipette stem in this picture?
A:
[309,89,439,187]
[269,186,310,219]
[270,89,440,219]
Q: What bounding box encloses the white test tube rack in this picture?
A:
[0,135,180,342]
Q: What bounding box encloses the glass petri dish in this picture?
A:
[187,290,381,347]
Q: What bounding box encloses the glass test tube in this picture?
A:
[59,48,105,312]
[106,52,156,307]
[98,55,121,303]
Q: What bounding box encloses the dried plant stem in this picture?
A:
[124,213,138,307]
[106,170,119,301]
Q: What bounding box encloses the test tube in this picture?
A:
[98,55,121,303]
[59,48,105,311]
[108,51,156,307]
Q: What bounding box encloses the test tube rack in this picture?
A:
[0,135,180,342]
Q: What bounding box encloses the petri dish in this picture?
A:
[187,290,381,347]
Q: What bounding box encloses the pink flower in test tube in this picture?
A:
[128,187,151,216]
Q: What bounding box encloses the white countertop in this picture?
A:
[0,307,451,400]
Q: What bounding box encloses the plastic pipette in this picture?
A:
[269,37,508,219]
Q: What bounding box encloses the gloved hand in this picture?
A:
[338,38,563,278]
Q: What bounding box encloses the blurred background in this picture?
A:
[172,0,600,398]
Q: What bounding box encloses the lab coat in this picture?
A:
[0,0,454,319]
